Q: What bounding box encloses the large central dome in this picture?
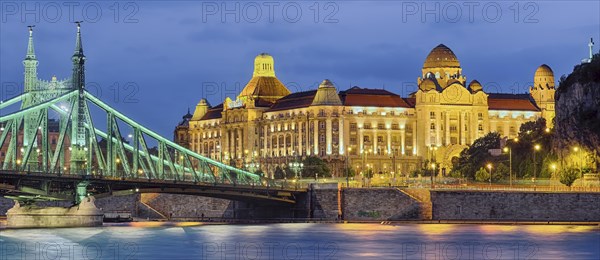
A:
[423,44,460,69]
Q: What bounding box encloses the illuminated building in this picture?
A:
[175,45,555,177]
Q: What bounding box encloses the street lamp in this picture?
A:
[430,162,436,189]
[487,163,493,187]
[288,161,303,179]
[551,163,557,180]
[346,147,352,187]
[573,146,583,181]
[533,144,541,187]
[503,147,512,187]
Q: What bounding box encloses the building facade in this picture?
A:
[175,45,556,178]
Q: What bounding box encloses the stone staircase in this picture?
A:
[398,188,432,220]
[137,201,168,220]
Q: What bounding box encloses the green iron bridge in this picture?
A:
[0,25,304,206]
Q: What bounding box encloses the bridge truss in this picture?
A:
[0,25,282,204]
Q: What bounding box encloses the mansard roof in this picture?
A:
[200,103,224,120]
[487,93,540,111]
[267,90,317,112]
[339,86,412,108]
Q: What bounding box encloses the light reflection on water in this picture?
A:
[0,223,598,259]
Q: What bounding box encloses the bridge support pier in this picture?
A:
[6,197,103,228]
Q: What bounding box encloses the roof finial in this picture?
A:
[25,25,36,60]
[73,21,84,57]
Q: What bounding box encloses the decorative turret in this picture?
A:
[23,26,38,93]
[192,98,211,120]
[312,79,342,106]
[530,64,556,127]
[468,80,483,93]
[253,53,275,77]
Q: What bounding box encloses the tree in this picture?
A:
[273,166,286,179]
[452,132,501,180]
[494,163,509,181]
[475,167,490,182]
[342,167,356,178]
[301,156,331,178]
[559,167,579,187]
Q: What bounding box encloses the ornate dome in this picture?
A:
[239,53,291,103]
[423,44,461,69]
[419,78,437,91]
[533,64,555,89]
[534,64,554,78]
[468,80,483,93]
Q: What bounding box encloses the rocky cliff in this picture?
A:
[554,53,600,167]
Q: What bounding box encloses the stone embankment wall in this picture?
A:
[342,188,421,221]
[431,191,600,221]
[310,183,340,219]
[3,189,599,222]
[140,193,232,219]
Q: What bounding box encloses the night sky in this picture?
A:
[1,1,598,138]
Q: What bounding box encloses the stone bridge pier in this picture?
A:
[6,197,104,228]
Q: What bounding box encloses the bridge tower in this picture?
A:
[21,26,42,170]
[69,22,89,176]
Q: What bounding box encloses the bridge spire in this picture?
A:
[70,22,88,173]
[71,21,85,90]
[23,25,38,93]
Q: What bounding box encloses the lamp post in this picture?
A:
[346,147,352,187]
[390,150,397,186]
[533,144,541,187]
[288,161,303,179]
[430,162,436,189]
[487,163,493,187]
[503,147,512,187]
[573,146,583,183]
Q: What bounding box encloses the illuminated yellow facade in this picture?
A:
[175,45,555,177]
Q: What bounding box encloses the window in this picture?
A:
[430,123,436,130]
[478,113,483,120]
[350,123,357,131]
[363,136,370,142]
[451,137,458,145]
[392,124,399,130]
[377,136,384,142]
[319,121,325,129]
[478,124,483,131]
[320,134,325,143]
[378,123,384,130]
[430,112,436,119]
[364,123,372,129]
[450,125,457,132]
[350,136,357,144]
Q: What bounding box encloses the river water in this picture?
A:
[0,222,598,259]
